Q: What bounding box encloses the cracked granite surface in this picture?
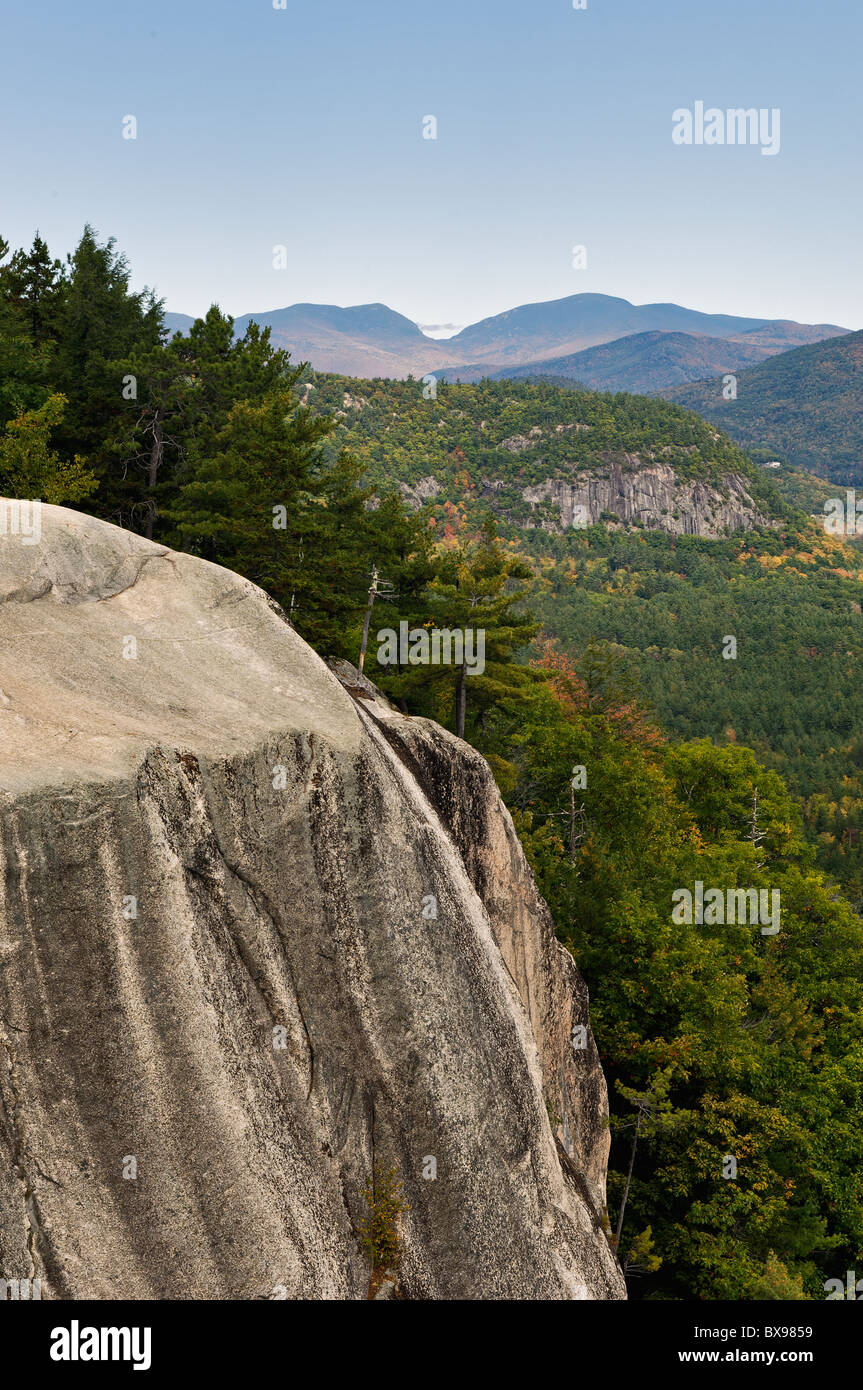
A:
[0,505,624,1300]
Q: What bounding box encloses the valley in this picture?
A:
[3,224,862,1305]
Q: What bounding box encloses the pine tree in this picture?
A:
[51,225,163,472]
[164,307,290,461]
[2,232,66,343]
[0,235,52,427]
[104,308,292,537]
[168,380,401,655]
[379,517,542,738]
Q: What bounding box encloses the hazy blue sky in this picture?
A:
[2,0,860,330]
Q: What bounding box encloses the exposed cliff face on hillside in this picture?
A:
[391,457,772,540]
[511,459,774,536]
[0,504,624,1301]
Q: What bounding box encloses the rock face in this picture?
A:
[0,504,624,1301]
[517,459,773,536]
[397,475,441,510]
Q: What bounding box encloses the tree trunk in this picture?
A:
[614,1111,641,1254]
[145,408,164,541]
[456,663,467,740]
[358,567,378,673]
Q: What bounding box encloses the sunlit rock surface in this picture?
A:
[0,504,624,1300]
[518,460,773,535]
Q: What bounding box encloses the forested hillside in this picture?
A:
[522,524,863,905]
[663,331,863,484]
[305,372,863,899]
[308,371,781,502]
[2,226,862,1301]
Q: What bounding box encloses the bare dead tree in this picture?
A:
[358,566,379,673]
[747,786,767,870]
[614,1108,643,1255]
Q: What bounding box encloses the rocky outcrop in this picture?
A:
[398,475,441,510]
[516,458,773,536]
[0,504,624,1301]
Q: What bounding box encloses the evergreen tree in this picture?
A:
[2,231,66,343]
[106,308,291,537]
[378,518,541,738]
[0,235,52,427]
[51,225,163,474]
[168,379,411,655]
[164,308,290,461]
[105,338,189,536]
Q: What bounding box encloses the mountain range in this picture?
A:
[440,330,781,393]
[163,292,849,391]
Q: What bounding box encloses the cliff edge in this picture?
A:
[0,503,624,1300]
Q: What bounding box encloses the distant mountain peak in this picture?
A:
[163,292,852,384]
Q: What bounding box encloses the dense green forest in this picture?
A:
[756,459,841,515]
[307,371,863,903]
[664,330,863,484]
[522,524,863,908]
[479,645,863,1301]
[1,226,862,1301]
